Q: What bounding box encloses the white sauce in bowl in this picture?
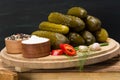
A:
[22,35,49,44]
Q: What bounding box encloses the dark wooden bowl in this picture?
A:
[22,40,50,58]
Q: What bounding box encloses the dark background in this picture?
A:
[0,0,120,50]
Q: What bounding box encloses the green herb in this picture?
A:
[100,42,109,46]
[71,42,108,71]
[64,47,90,71]
[74,46,79,50]
[77,51,89,71]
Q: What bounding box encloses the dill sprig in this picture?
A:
[77,50,90,71]
[100,42,109,46]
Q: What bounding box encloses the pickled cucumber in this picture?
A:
[39,21,69,34]
[67,7,87,18]
[32,6,109,47]
[68,32,85,47]
[32,31,69,49]
[95,28,109,42]
[48,12,85,32]
[81,31,96,45]
[86,15,101,32]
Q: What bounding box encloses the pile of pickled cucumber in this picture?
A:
[32,7,109,49]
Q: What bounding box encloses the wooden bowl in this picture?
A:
[22,39,50,58]
[5,39,22,54]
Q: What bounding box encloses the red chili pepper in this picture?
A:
[51,49,64,56]
[60,44,76,56]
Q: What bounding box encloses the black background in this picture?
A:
[0,0,120,50]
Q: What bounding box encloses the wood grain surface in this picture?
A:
[0,38,120,80]
[18,72,120,80]
[16,55,120,73]
[0,55,120,80]
[0,59,18,80]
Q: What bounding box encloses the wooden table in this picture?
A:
[1,54,120,80]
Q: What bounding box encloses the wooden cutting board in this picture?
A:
[0,38,120,71]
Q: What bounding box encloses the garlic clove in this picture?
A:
[89,43,101,51]
[79,45,88,52]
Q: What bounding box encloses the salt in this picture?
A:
[22,35,49,44]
